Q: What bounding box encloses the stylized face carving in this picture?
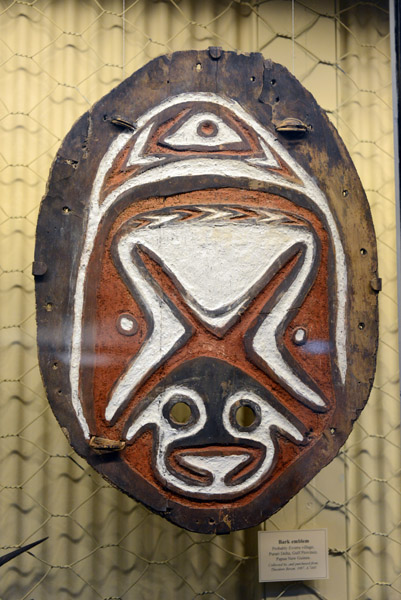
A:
[35,51,378,532]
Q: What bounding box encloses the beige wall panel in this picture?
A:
[336,4,400,600]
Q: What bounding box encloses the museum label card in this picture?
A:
[258,529,328,582]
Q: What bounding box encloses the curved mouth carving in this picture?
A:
[174,447,255,487]
[170,447,258,497]
[69,92,348,499]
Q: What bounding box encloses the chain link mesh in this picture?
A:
[0,1,398,598]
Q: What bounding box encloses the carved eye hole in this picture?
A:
[116,313,138,336]
[197,120,218,138]
[170,401,192,424]
[236,404,257,427]
[162,112,242,150]
[163,393,200,428]
[230,399,262,432]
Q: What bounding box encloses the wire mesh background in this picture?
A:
[0,0,399,598]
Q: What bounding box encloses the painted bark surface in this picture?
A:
[35,50,378,532]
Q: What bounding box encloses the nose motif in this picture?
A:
[106,204,325,424]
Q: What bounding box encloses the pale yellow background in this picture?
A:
[0,1,399,599]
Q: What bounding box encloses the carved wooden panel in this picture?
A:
[35,49,379,533]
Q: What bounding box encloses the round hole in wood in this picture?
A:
[169,401,192,425]
[235,404,257,428]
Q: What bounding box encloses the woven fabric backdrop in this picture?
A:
[0,1,399,599]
